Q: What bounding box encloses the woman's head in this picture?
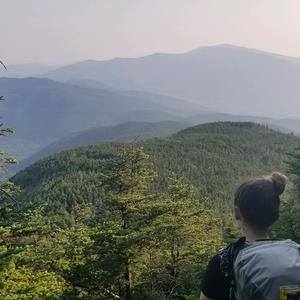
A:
[234,172,287,231]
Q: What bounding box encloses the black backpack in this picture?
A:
[219,237,246,300]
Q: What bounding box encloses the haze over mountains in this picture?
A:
[0,77,205,160]
[14,121,189,172]
[0,77,202,140]
[2,44,300,166]
[45,44,300,118]
[0,63,57,78]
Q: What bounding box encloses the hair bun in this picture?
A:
[270,172,288,195]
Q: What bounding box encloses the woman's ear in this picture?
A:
[234,206,241,221]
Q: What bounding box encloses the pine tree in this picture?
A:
[0,93,19,289]
[146,178,222,298]
[85,147,157,299]
[275,149,300,243]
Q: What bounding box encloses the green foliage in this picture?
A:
[17,121,188,173]
[286,148,300,195]
[5,122,300,299]
[275,198,300,243]
[0,92,66,299]
[13,123,299,218]
[145,122,299,199]
[0,266,66,300]
[140,178,221,299]
[0,95,20,290]
[274,148,300,243]
[7,146,222,299]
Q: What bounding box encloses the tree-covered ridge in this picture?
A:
[12,121,189,174]
[12,146,116,224]
[13,122,300,217]
[143,122,300,201]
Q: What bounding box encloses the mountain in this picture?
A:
[0,77,206,160]
[66,79,115,90]
[12,122,300,215]
[184,113,295,133]
[45,44,300,118]
[144,122,300,198]
[14,121,189,172]
[0,63,57,78]
[0,77,205,140]
[11,110,300,173]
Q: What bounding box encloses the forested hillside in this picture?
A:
[1,122,300,299]
[11,111,300,174]
[144,122,300,202]
[13,121,189,173]
[13,122,300,221]
[5,147,222,300]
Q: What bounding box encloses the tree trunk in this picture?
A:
[169,239,179,296]
[124,257,132,300]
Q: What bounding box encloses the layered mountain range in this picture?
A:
[2,44,300,167]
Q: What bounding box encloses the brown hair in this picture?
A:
[234,172,287,230]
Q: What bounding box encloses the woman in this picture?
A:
[200,172,300,300]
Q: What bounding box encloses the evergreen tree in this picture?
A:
[0,93,19,289]
[85,147,157,299]
[73,149,222,300]
[275,149,300,243]
[142,178,221,299]
[0,76,67,299]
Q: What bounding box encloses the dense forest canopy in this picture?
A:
[3,146,222,299]
[1,121,300,299]
[142,122,300,200]
[13,122,300,216]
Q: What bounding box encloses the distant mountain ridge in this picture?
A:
[13,121,189,173]
[11,112,300,174]
[0,77,205,140]
[0,77,206,161]
[0,63,57,78]
[4,44,300,165]
[44,44,300,118]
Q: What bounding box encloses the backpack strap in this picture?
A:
[219,237,246,300]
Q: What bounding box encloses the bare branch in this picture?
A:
[103,289,122,299]
[0,61,7,70]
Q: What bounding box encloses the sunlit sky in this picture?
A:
[1,0,300,65]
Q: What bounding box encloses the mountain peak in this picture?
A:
[177,121,264,135]
[186,43,259,54]
[43,44,300,118]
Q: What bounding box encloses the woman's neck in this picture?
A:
[242,224,269,242]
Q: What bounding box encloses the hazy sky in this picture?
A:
[1,0,300,65]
